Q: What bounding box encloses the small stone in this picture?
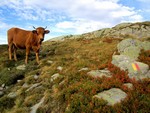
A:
[8,68,11,71]
[51,73,61,82]
[30,97,45,113]
[8,92,17,98]
[22,83,29,88]
[26,83,41,92]
[123,83,133,89]
[5,86,9,90]
[0,91,4,96]
[47,60,53,64]
[34,75,39,80]
[59,79,66,86]
[16,64,26,70]
[0,87,3,91]
[57,66,63,71]
[1,84,5,88]
[17,80,22,83]
[79,67,89,72]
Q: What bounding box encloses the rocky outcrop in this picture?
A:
[112,38,150,80]
[96,21,150,38]
[49,21,150,41]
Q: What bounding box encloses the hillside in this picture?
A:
[0,21,150,113]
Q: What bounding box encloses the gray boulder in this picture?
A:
[93,88,127,106]
[87,69,112,78]
[117,39,142,55]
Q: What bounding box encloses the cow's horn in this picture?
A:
[33,26,36,29]
[44,26,47,29]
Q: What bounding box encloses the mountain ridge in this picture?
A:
[50,21,150,41]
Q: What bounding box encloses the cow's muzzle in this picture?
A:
[40,38,44,41]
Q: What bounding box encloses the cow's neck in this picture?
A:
[31,33,41,51]
[32,33,40,45]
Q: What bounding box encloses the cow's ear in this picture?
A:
[45,30,50,34]
[32,30,37,34]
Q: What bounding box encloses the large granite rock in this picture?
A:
[112,38,150,80]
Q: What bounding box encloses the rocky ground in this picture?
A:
[0,21,150,113]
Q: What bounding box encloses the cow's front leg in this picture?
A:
[35,52,40,64]
[25,48,30,64]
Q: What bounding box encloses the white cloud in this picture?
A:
[56,21,75,29]
[0,0,145,43]
[1,0,142,22]
[53,0,143,34]
[56,20,111,34]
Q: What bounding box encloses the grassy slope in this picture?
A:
[0,37,150,113]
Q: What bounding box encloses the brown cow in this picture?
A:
[7,27,50,64]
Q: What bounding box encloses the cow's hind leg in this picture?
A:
[13,45,17,61]
[8,43,13,60]
[25,47,30,64]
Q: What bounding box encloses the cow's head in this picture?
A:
[32,26,50,43]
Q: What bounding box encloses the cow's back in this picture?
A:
[7,28,31,49]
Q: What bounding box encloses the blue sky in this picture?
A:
[0,0,150,44]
